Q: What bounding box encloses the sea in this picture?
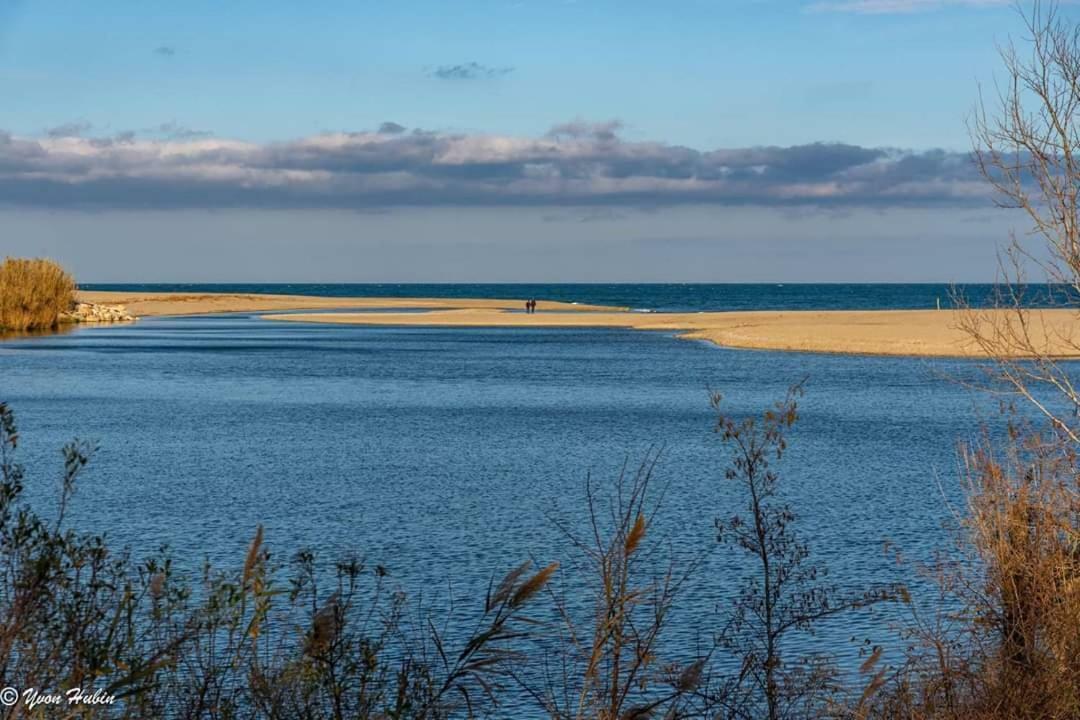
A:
[0,284,1057,705]
[79,281,1038,312]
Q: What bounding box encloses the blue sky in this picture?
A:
[0,0,1018,148]
[0,0,1058,281]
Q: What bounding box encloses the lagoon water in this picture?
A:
[0,285,1009,683]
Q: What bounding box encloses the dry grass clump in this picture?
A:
[959,435,1080,717]
[0,257,76,331]
[867,425,1080,720]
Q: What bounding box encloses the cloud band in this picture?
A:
[0,122,984,210]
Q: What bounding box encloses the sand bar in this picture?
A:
[75,290,1080,358]
[262,307,1080,358]
[76,290,617,316]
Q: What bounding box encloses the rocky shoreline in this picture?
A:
[61,302,136,324]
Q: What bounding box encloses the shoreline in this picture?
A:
[75,290,620,316]
[261,307,1080,359]
[75,290,1080,358]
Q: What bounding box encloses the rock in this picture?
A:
[60,302,136,324]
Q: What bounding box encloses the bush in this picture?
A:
[0,257,76,331]
[867,421,1080,720]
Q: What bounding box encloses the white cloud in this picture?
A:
[0,123,984,209]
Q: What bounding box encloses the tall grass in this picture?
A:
[0,257,76,331]
[866,421,1080,720]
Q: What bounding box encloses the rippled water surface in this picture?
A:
[0,312,1000,681]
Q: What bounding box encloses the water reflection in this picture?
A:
[0,323,79,341]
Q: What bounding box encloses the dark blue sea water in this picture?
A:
[0,285,1049,708]
[80,282,1057,312]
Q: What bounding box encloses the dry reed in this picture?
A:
[0,257,76,331]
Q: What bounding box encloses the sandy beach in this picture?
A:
[75,290,1080,358]
[76,290,618,316]
[264,306,1080,358]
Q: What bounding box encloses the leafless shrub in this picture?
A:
[960,0,1080,438]
[881,5,1080,716]
[709,383,900,720]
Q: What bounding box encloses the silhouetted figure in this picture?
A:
[529,299,537,314]
[525,299,532,314]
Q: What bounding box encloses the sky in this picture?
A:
[0,0,1060,281]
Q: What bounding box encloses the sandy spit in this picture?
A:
[261,307,1080,358]
[76,290,1080,358]
[76,291,618,316]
